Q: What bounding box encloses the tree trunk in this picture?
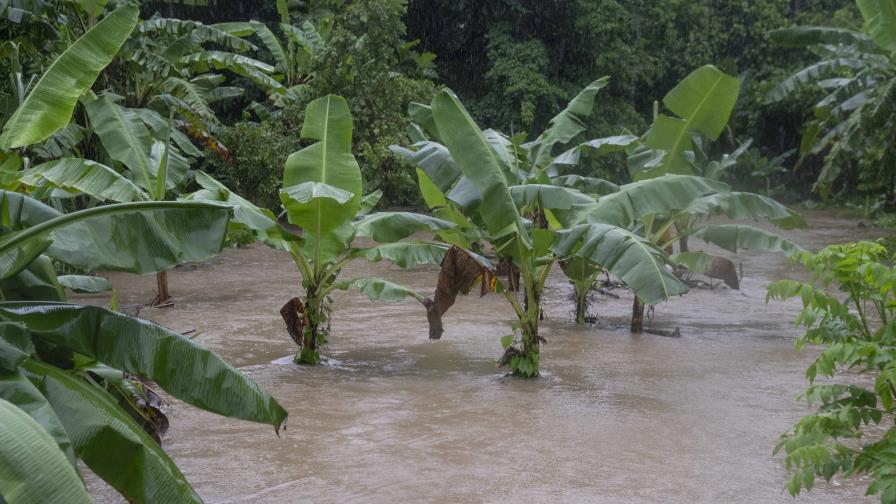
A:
[631,297,644,333]
[575,282,588,325]
[153,270,171,306]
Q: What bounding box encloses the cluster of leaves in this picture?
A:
[769,241,896,503]
[767,0,896,205]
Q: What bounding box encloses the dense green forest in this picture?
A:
[124,0,877,209]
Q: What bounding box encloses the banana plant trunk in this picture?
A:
[574,281,589,325]
[154,270,171,306]
[631,297,645,333]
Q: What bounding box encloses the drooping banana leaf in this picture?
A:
[19,158,147,203]
[0,397,90,504]
[0,199,230,279]
[282,95,363,235]
[56,275,111,293]
[645,66,740,175]
[2,302,288,431]
[509,184,594,211]
[22,359,202,503]
[0,5,138,149]
[336,277,427,303]
[553,224,688,305]
[0,186,62,230]
[354,212,455,243]
[361,241,449,269]
[573,175,729,228]
[681,192,807,229]
[692,224,805,255]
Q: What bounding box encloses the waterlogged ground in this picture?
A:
[81,212,891,503]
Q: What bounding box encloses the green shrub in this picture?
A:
[200,121,300,210]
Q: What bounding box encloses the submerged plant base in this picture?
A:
[294,347,321,365]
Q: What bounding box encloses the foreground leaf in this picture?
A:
[23,359,201,503]
[0,303,288,431]
[0,397,90,504]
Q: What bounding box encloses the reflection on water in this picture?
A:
[81,212,888,503]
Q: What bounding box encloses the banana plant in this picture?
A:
[394,78,636,289]
[186,95,454,365]
[399,88,687,377]
[568,174,807,331]
[0,191,288,503]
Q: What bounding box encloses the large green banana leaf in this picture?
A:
[0,322,75,468]
[553,224,688,305]
[681,192,807,229]
[361,242,449,269]
[431,90,526,243]
[0,368,76,466]
[527,77,609,168]
[1,302,288,430]
[22,359,202,503]
[0,397,90,504]
[573,175,729,228]
[645,66,740,174]
[336,277,427,303]
[283,95,363,235]
[857,0,896,53]
[509,184,594,211]
[693,224,805,255]
[0,5,138,149]
[84,95,156,189]
[0,199,230,279]
[354,212,455,243]
[19,158,147,203]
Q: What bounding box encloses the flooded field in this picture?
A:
[82,212,890,503]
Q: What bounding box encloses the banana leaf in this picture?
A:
[0,397,90,504]
[19,158,147,203]
[692,224,805,255]
[354,212,455,243]
[553,224,688,305]
[0,199,230,279]
[1,302,288,431]
[282,95,363,235]
[22,359,202,503]
[0,5,138,149]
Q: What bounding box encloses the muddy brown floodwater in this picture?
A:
[79,211,892,503]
